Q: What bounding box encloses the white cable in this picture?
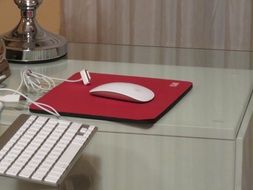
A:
[0,88,60,117]
[21,69,55,92]
[48,76,82,83]
[0,68,91,117]
[19,68,87,93]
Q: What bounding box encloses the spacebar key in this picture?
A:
[58,142,81,166]
[44,142,82,183]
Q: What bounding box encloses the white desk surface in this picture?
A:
[0,53,252,190]
[1,59,252,140]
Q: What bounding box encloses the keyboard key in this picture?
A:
[0,114,96,186]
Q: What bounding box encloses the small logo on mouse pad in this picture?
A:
[169,82,179,87]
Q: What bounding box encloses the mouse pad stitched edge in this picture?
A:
[29,72,193,123]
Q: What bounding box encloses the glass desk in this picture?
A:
[0,45,252,190]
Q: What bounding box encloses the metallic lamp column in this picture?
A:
[2,0,67,63]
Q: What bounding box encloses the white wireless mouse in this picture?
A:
[89,82,155,103]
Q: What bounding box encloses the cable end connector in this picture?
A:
[0,94,23,103]
[80,69,91,85]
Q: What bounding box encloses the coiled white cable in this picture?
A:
[17,68,85,93]
[0,68,91,117]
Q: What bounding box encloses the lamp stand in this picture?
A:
[2,0,67,63]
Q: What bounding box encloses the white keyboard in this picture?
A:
[0,114,97,186]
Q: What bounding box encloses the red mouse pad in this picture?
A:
[29,72,193,123]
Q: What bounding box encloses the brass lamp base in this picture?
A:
[2,0,67,63]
